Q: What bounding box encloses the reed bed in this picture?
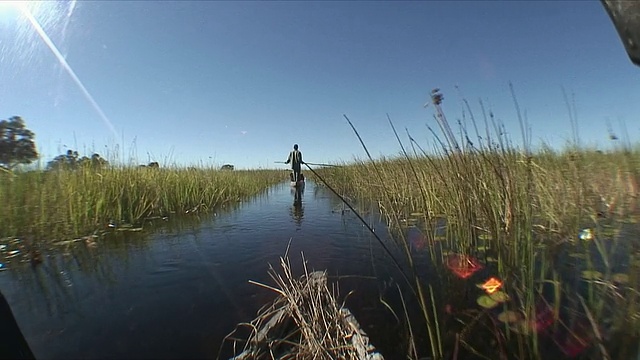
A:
[319,149,638,235]
[312,91,640,359]
[0,166,283,241]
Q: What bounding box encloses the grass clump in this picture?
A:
[0,166,284,242]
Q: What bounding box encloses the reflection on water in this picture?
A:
[0,181,401,360]
[3,181,637,359]
[290,184,305,227]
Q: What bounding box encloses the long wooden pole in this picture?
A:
[273,161,339,168]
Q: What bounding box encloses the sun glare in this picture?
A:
[0,0,24,10]
[0,0,25,21]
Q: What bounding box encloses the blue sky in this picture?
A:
[1,1,639,169]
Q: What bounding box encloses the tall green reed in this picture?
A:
[317,89,639,359]
[0,166,283,241]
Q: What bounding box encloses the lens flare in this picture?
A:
[16,2,119,139]
[445,254,483,279]
[480,277,503,294]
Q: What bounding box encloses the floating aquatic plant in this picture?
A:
[497,311,521,323]
[477,295,499,309]
[611,273,629,284]
[489,291,509,303]
[581,270,603,280]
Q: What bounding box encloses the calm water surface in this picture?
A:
[0,182,404,359]
[6,182,637,359]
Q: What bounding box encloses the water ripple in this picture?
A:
[0,181,393,359]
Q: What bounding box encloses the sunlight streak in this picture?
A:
[18,3,119,139]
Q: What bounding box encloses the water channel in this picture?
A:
[4,181,639,359]
[0,181,407,359]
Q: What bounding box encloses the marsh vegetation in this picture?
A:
[0,166,283,242]
[310,91,640,359]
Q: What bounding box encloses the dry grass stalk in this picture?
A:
[223,254,383,360]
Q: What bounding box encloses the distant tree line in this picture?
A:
[1,115,155,172]
[46,149,108,170]
[139,162,159,168]
[1,116,235,173]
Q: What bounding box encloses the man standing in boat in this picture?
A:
[285,144,304,182]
